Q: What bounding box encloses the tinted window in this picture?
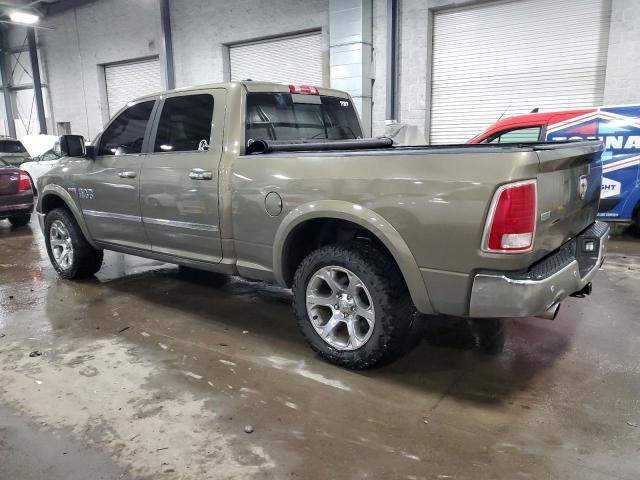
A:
[41,150,61,161]
[0,159,7,166]
[98,101,155,156]
[487,127,541,144]
[0,141,27,154]
[153,94,214,153]
[246,93,362,145]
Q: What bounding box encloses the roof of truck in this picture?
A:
[132,81,351,103]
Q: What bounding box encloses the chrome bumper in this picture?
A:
[469,221,610,318]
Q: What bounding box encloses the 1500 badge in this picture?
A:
[78,188,94,199]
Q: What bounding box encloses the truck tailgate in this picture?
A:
[535,141,603,254]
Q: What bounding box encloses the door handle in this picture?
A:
[118,171,137,179]
[189,168,213,180]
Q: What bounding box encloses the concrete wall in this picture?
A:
[170,0,329,87]
[26,0,328,140]
[36,0,161,140]
[603,0,640,104]
[7,0,640,140]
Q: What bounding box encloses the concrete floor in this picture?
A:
[1,217,639,480]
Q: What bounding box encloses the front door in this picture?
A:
[139,90,224,263]
[79,99,156,250]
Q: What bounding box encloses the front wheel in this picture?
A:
[44,208,103,279]
[293,242,417,369]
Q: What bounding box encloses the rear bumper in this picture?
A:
[0,201,33,217]
[469,221,609,318]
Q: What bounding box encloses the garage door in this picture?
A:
[230,33,323,86]
[105,58,162,117]
[429,0,611,144]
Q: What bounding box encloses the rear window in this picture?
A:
[0,141,27,154]
[245,92,362,146]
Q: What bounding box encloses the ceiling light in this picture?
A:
[9,11,40,25]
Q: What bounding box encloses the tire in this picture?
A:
[472,318,505,355]
[44,208,103,279]
[293,242,417,369]
[8,214,31,227]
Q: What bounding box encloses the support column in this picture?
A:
[329,0,373,136]
[0,30,16,138]
[27,27,47,134]
[159,0,175,90]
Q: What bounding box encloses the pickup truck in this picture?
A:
[470,105,640,231]
[36,81,609,369]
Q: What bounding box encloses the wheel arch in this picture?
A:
[39,185,97,248]
[273,200,434,314]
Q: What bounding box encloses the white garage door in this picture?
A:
[105,58,162,117]
[430,0,611,144]
[230,33,323,86]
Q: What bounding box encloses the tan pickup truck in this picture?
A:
[36,81,608,369]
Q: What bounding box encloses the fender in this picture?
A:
[38,184,98,249]
[273,200,435,314]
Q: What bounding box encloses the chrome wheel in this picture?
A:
[306,266,376,350]
[49,220,74,271]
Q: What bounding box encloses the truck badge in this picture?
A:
[579,175,588,200]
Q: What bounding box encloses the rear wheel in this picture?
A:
[293,242,417,369]
[44,208,103,279]
[8,214,31,227]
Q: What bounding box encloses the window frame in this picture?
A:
[146,92,216,156]
[482,125,545,144]
[95,98,159,157]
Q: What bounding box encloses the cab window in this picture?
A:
[245,93,362,146]
[98,101,155,156]
[153,94,214,153]
[485,126,541,144]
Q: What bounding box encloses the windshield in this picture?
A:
[245,92,362,146]
[0,140,28,154]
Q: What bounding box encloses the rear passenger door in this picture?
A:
[140,90,225,263]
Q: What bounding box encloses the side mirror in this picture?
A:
[54,134,86,158]
[85,145,97,160]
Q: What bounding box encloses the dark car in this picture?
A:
[0,158,34,227]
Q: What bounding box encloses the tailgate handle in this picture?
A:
[118,171,137,179]
[189,168,213,180]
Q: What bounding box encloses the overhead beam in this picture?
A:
[159,0,175,90]
[27,27,47,133]
[43,0,96,15]
[0,29,16,138]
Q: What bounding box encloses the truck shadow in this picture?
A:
[69,264,572,407]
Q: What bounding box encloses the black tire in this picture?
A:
[293,242,417,369]
[44,208,103,279]
[8,214,31,227]
[472,318,505,355]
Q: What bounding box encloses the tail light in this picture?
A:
[289,84,319,95]
[482,179,537,252]
[17,171,32,192]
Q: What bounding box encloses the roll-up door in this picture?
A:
[430,0,611,144]
[105,58,162,117]
[230,32,323,86]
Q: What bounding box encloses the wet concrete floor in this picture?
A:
[0,217,639,479]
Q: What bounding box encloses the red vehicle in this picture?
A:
[0,158,34,227]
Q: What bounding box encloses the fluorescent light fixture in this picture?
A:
[10,11,40,24]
